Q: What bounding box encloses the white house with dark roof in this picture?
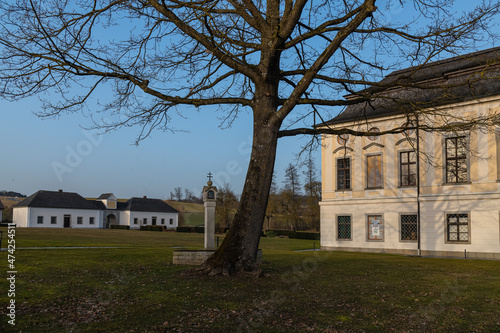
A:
[319,47,500,259]
[13,190,178,229]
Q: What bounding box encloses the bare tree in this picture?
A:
[0,0,499,275]
[303,157,321,231]
[215,182,239,230]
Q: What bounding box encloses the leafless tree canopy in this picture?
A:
[1,1,498,138]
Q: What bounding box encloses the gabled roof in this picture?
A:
[324,47,500,126]
[14,190,100,210]
[97,193,116,200]
[122,197,178,213]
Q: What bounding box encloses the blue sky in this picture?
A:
[0,95,317,199]
[0,0,496,200]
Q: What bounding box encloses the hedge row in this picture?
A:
[110,225,130,230]
[265,229,320,240]
[289,231,320,240]
[140,225,167,232]
[176,225,205,233]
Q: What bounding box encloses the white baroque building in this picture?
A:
[319,47,500,259]
[13,190,178,229]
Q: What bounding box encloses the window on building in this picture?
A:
[337,134,349,146]
[37,216,44,224]
[447,213,469,242]
[77,216,83,224]
[51,216,57,224]
[89,217,95,225]
[337,216,352,240]
[161,218,165,225]
[143,218,147,225]
[400,151,417,186]
[133,218,138,225]
[445,136,468,183]
[367,215,384,240]
[368,127,380,141]
[169,219,173,225]
[401,214,417,241]
[337,158,351,190]
[366,155,382,188]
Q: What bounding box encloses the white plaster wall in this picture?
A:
[420,195,500,253]
[321,199,419,251]
[13,207,29,227]
[24,208,102,228]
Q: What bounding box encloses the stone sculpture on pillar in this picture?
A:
[202,172,217,250]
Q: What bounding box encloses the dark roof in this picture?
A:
[122,197,178,213]
[14,190,100,210]
[324,47,500,126]
[97,193,115,199]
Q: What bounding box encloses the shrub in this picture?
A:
[110,225,130,230]
[265,230,277,238]
[289,231,320,240]
[176,226,194,233]
[140,225,165,231]
[195,225,205,233]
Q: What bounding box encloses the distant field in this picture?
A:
[0,195,24,208]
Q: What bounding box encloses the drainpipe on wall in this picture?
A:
[416,116,421,257]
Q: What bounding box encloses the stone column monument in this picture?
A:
[202,172,217,250]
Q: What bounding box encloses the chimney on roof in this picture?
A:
[143,195,147,199]
[58,189,63,193]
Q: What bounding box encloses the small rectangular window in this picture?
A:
[89,217,95,225]
[401,214,417,241]
[400,151,416,186]
[161,218,165,225]
[37,216,44,224]
[337,216,351,240]
[169,219,173,225]
[367,155,382,188]
[447,213,469,242]
[77,216,83,224]
[134,218,138,225]
[143,218,147,225]
[337,158,351,190]
[51,216,57,224]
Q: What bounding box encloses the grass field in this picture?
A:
[1,228,499,332]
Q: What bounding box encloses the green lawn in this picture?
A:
[1,228,499,332]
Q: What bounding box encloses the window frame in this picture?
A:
[399,213,418,242]
[366,153,383,189]
[89,217,95,225]
[77,216,83,224]
[143,218,147,225]
[133,218,138,225]
[445,212,471,244]
[336,156,352,191]
[336,214,353,241]
[399,150,417,187]
[37,216,44,224]
[169,218,174,225]
[51,216,57,224]
[444,135,469,184]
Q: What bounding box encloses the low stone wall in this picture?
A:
[173,249,263,265]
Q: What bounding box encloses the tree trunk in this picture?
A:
[199,108,281,276]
